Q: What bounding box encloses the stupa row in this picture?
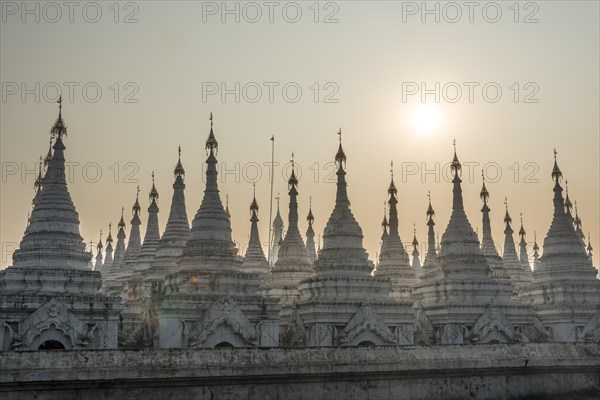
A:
[0,103,598,351]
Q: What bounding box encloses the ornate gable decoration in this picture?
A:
[190,298,257,346]
[578,310,600,342]
[472,305,516,343]
[17,298,93,349]
[337,302,395,345]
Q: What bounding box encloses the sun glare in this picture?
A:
[411,103,442,133]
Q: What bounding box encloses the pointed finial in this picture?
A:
[574,201,582,227]
[88,239,94,253]
[388,160,397,195]
[426,191,435,219]
[250,183,259,213]
[44,138,53,168]
[97,230,103,249]
[50,95,67,139]
[551,148,563,183]
[480,170,489,204]
[34,155,43,192]
[276,193,280,209]
[174,145,185,177]
[149,171,159,203]
[382,202,388,228]
[307,195,314,225]
[205,112,218,154]
[133,185,141,214]
[564,180,572,211]
[288,152,298,188]
[451,139,461,179]
[587,233,593,256]
[533,231,539,252]
[504,197,512,224]
[118,207,126,228]
[106,223,113,243]
[519,213,526,237]
[335,128,346,167]
[412,223,419,246]
[226,194,231,217]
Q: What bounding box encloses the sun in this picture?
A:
[411,103,442,133]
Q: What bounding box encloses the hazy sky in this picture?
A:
[1,1,598,270]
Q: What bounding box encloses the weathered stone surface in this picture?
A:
[0,343,598,400]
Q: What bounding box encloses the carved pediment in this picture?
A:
[20,298,91,349]
[337,302,395,345]
[189,298,257,346]
[578,310,600,342]
[519,317,551,343]
[472,306,516,343]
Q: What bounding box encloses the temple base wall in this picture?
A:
[1,343,598,400]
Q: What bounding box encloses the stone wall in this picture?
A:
[1,343,599,399]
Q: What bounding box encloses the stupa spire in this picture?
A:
[103,223,114,273]
[112,207,127,266]
[43,137,53,170]
[502,198,531,286]
[532,231,540,270]
[551,148,562,183]
[377,161,411,276]
[423,191,438,268]
[123,186,142,264]
[480,171,500,259]
[50,95,67,140]
[174,145,185,178]
[12,97,91,270]
[573,201,585,243]
[381,202,389,241]
[412,224,421,273]
[243,183,269,273]
[148,147,190,279]
[87,240,95,269]
[437,140,487,277]
[180,113,238,269]
[564,180,574,223]
[160,146,190,242]
[538,149,594,280]
[95,230,104,272]
[135,173,161,272]
[206,112,218,154]
[270,194,284,266]
[34,156,43,194]
[518,213,531,273]
[274,153,311,270]
[335,127,346,167]
[316,129,372,276]
[306,196,317,263]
